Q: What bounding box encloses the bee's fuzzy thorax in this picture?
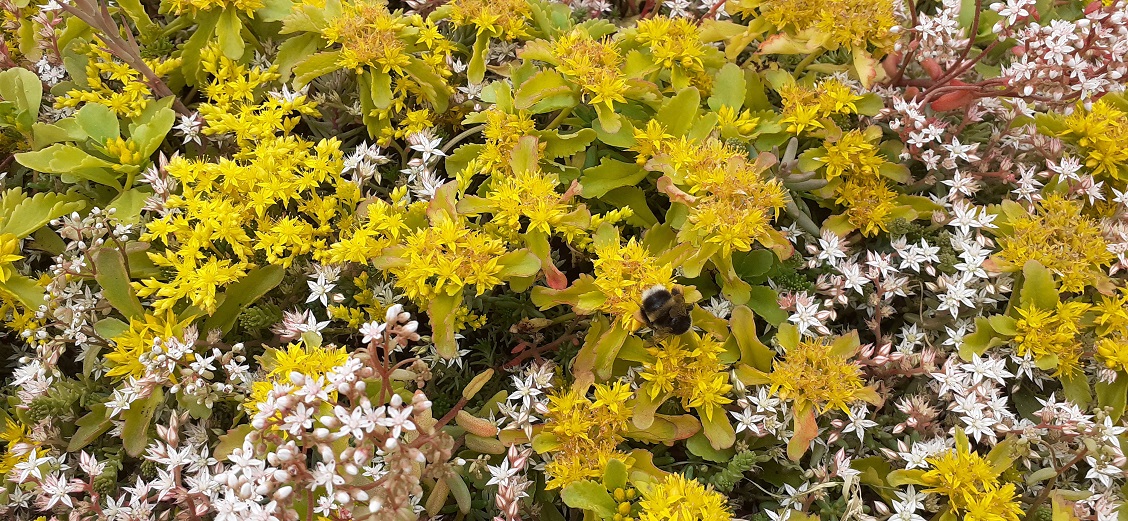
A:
[641,284,668,300]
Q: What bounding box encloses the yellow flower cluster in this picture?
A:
[633,17,710,89]
[1013,301,1090,376]
[1095,291,1128,372]
[779,80,865,135]
[744,0,898,53]
[817,128,903,236]
[0,233,21,283]
[716,105,762,137]
[632,126,788,254]
[198,49,322,145]
[764,334,875,415]
[245,342,350,414]
[1056,96,1128,183]
[552,29,629,111]
[138,52,356,314]
[921,432,1022,521]
[544,382,634,489]
[166,0,263,15]
[834,175,899,237]
[57,39,182,118]
[105,310,194,380]
[671,138,788,254]
[994,194,1113,293]
[460,108,539,184]
[1096,336,1128,373]
[639,335,733,421]
[447,0,532,40]
[481,169,587,242]
[319,196,410,265]
[638,473,732,521]
[0,419,38,476]
[324,1,411,74]
[389,214,510,301]
[592,239,675,329]
[323,0,453,75]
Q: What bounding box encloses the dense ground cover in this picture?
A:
[0,0,1127,519]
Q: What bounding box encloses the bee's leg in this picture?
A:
[633,309,649,329]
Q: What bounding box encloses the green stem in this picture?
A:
[793,49,826,77]
[785,197,820,235]
[440,124,486,155]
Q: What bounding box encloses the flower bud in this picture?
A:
[274,486,293,500]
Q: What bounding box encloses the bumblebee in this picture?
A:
[638,284,693,335]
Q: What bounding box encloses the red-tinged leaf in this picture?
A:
[757,32,819,54]
[787,405,819,461]
[570,315,609,382]
[656,175,696,204]
[852,47,880,88]
[497,250,541,279]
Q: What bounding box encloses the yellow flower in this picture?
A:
[738,0,898,53]
[0,233,22,283]
[807,127,905,236]
[320,198,408,264]
[631,120,676,165]
[834,174,899,236]
[0,418,35,476]
[1096,335,1128,373]
[543,383,634,489]
[268,342,350,381]
[391,214,509,301]
[994,194,1113,293]
[105,310,194,380]
[716,106,761,136]
[639,335,733,420]
[920,430,1022,521]
[243,341,350,414]
[761,332,878,415]
[135,254,250,314]
[673,139,788,254]
[136,52,357,316]
[1012,300,1090,377]
[552,28,628,111]
[1053,96,1128,182]
[166,0,263,15]
[323,0,414,74]
[56,39,182,118]
[778,79,864,135]
[460,108,539,185]
[638,473,732,521]
[819,129,884,182]
[1094,290,1128,336]
[591,239,674,329]
[479,169,586,241]
[447,0,531,39]
[633,16,711,88]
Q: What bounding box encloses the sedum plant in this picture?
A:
[0,0,1127,519]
